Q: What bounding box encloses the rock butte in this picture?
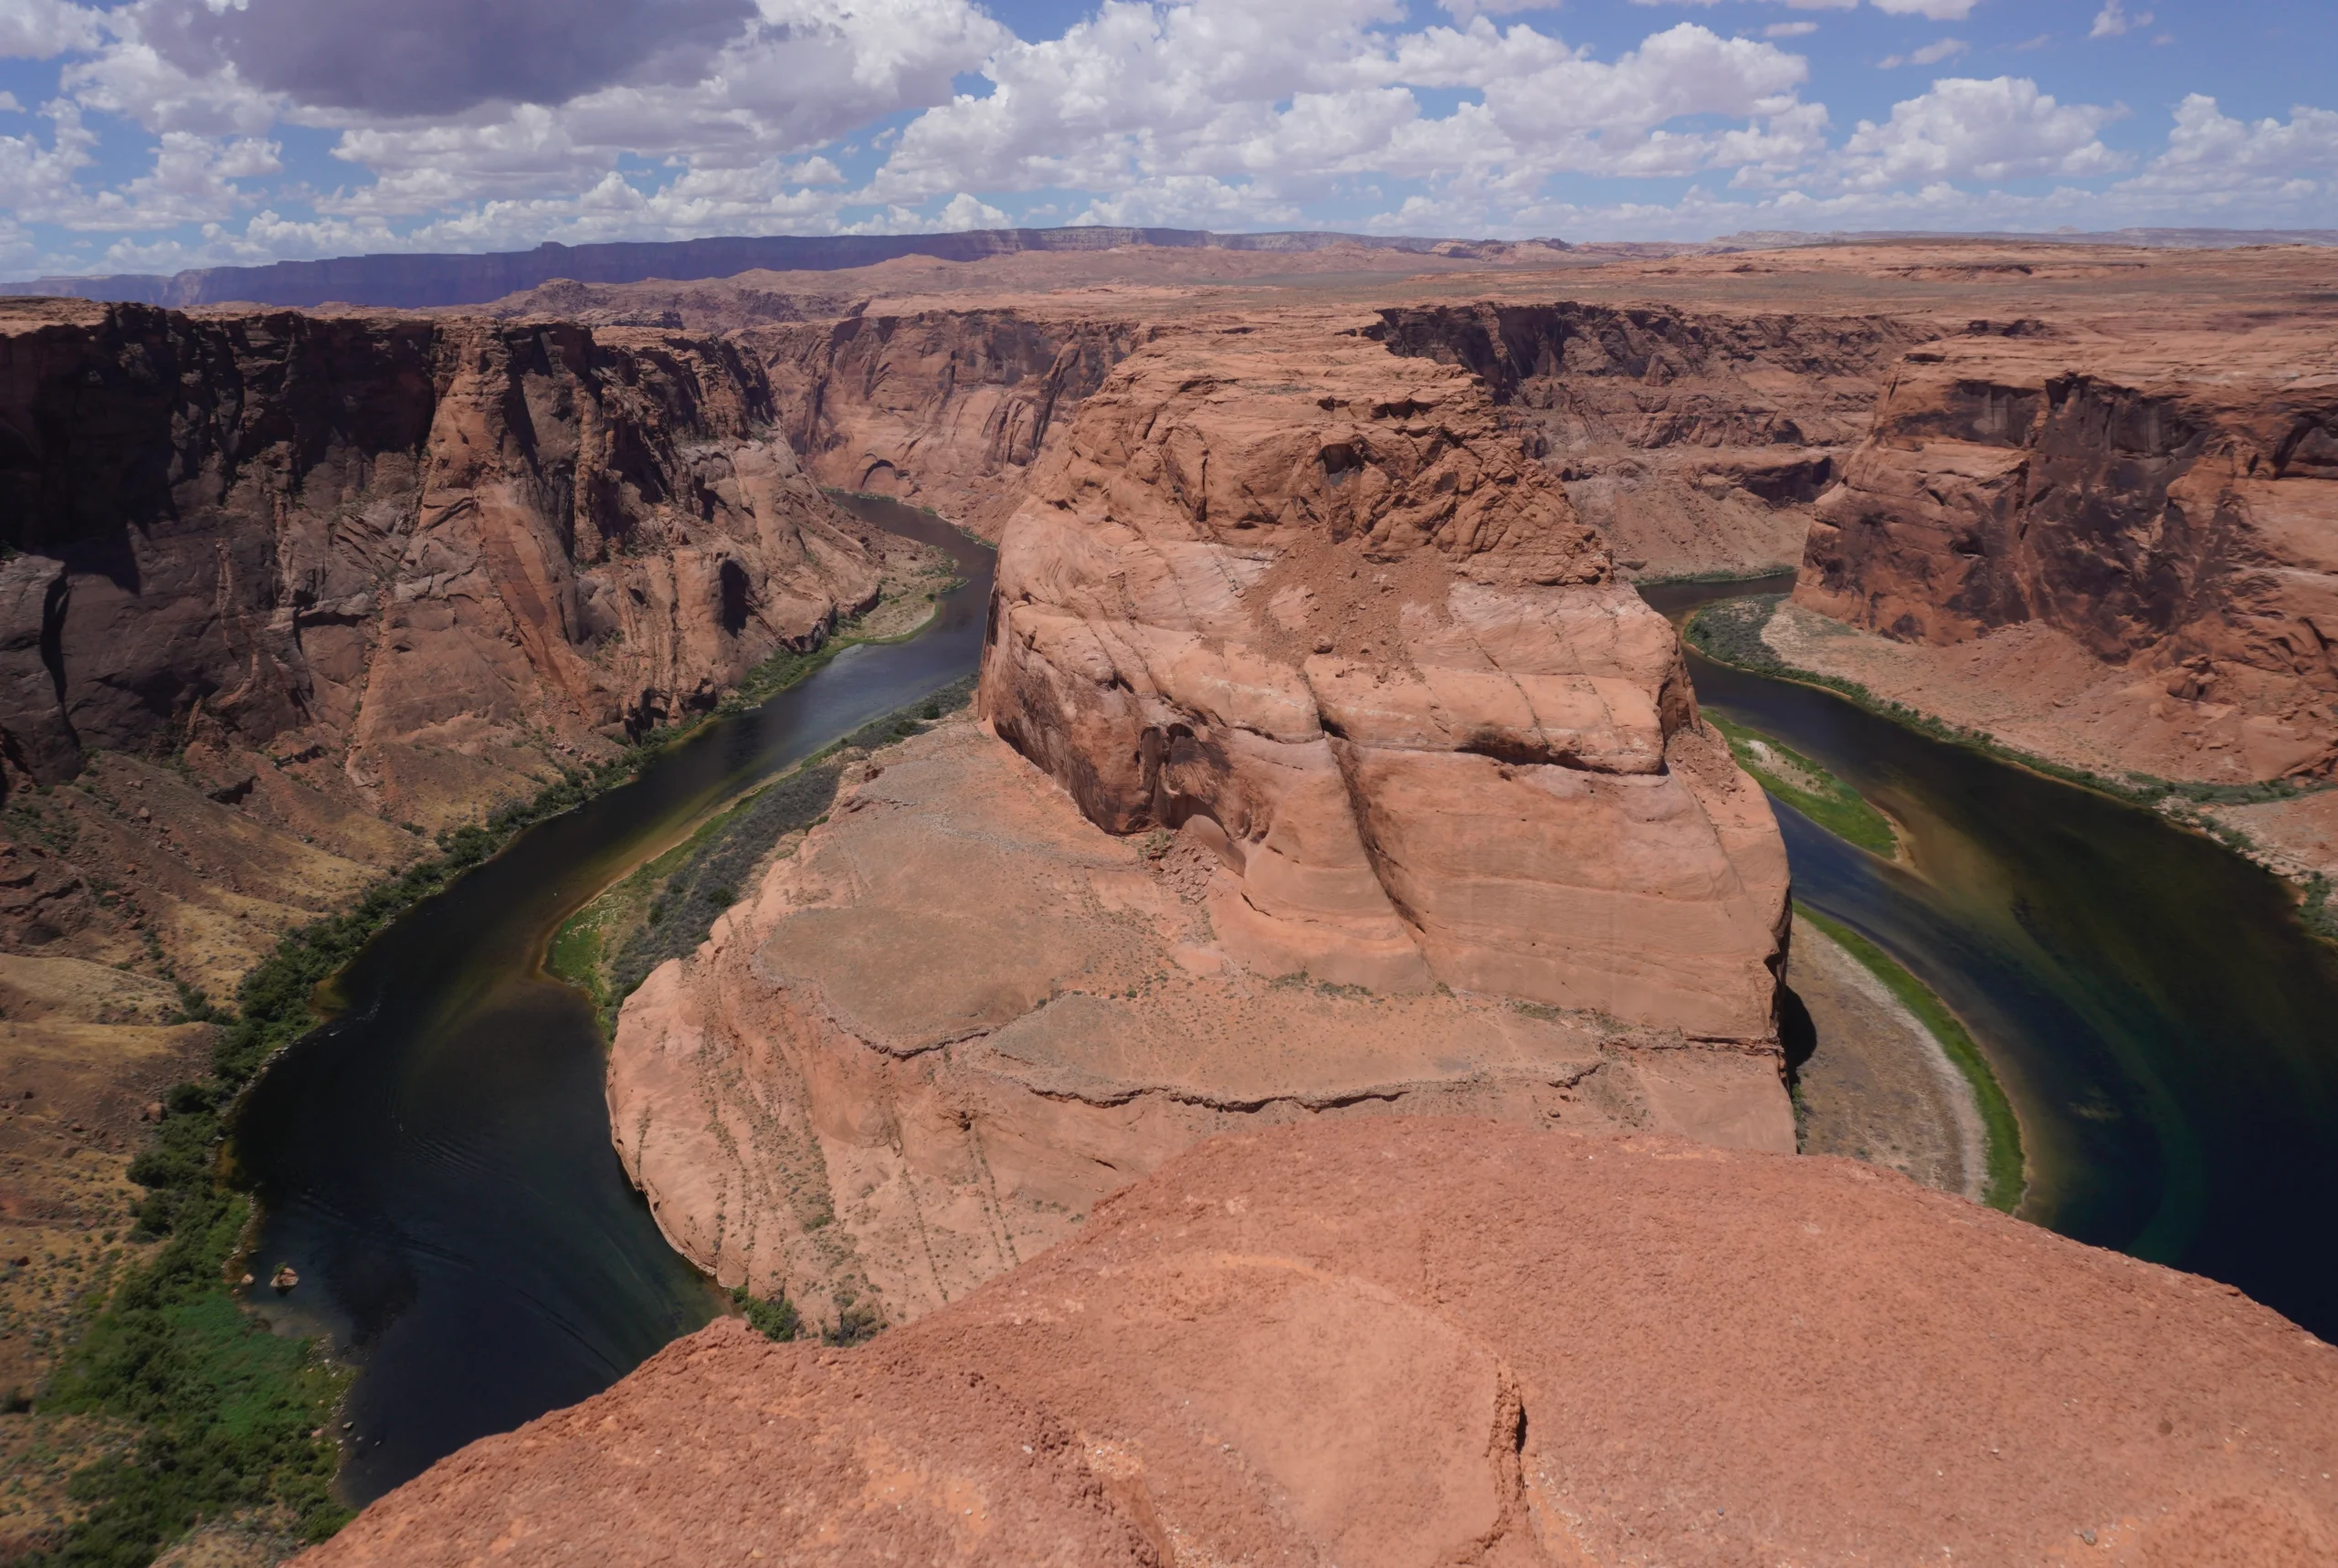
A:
[609,316,1796,1332]
[304,1119,2338,1568]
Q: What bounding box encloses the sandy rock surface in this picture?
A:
[609,715,1790,1334]
[308,1118,2338,1568]
[982,319,1790,1040]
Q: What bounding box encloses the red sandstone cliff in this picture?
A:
[0,299,879,826]
[306,1119,2338,1568]
[982,317,1789,1036]
[1370,300,1931,578]
[747,310,1149,536]
[606,314,1795,1335]
[1797,317,2338,782]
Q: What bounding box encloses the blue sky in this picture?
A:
[1,0,2332,277]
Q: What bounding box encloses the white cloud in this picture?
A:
[1437,0,1554,19]
[2119,94,2338,201]
[2090,1,2151,39]
[1764,22,1818,37]
[1814,77,2127,192]
[1869,0,1974,19]
[0,0,101,59]
[1880,37,1967,68]
[0,91,22,112]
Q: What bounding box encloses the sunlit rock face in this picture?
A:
[981,317,1790,1041]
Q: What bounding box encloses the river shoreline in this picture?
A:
[1685,595,2338,944]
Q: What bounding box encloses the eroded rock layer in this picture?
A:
[308,1119,2338,1568]
[0,299,879,827]
[980,320,1790,1038]
[1373,300,1929,579]
[751,310,1149,536]
[1797,317,2338,782]
[608,716,1791,1335]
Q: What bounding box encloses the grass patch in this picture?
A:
[728,1287,801,1343]
[1795,902,2027,1213]
[1706,710,1897,858]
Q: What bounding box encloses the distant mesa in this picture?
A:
[0,226,1574,311]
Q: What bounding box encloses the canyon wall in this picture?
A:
[1372,301,1932,578]
[747,310,1150,537]
[982,319,1790,1035]
[0,297,901,1007]
[0,299,879,824]
[1796,319,2338,781]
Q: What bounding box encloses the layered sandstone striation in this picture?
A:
[750,310,1149,537]
[982,321,1789,1037]
[609,319,1796,1334]
[310,1119,2338,1568]
[608,715,1792,1334]
[1796,314,2338,784]
[0,299,880,821]
[1373,300,1929,579]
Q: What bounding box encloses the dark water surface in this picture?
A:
[232,498,994,1502]
[1641,576,2338,1341]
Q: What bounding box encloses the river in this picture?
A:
[230,497,995,1503]
[1643,575,2338,1344]
[233,543,2338,1506]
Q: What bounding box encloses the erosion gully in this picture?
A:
[1643,575,2338,1347]
[230,498,994,1502]
[234,547,2338,1508]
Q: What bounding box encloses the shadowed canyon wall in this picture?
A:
[0,300,878,816]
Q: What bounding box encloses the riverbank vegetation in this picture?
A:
[31,597,979,1566]
[1689,596,2338,942]
[1705,710,1898,858]
[1794,903,2027,1213]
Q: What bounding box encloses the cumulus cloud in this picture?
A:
[2090,1,2151,39]
[2121,95,2338,200]
[0,0,101,59]
[1,0,2334,272]
[1819,77,2127,191]
[151,0,757,117]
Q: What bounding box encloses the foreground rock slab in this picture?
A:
[609,716,1790,1334]
[307,1119,2338,1568]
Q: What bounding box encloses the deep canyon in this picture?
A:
[2,235,2335,1565]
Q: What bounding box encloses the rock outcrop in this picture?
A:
[0,299,880,826]
[982,320,1789,1037]
[305,1118,2338,1568]
[1796,317,2338,783]
[607,716,1791,1334]
[608,317,1796,1335]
